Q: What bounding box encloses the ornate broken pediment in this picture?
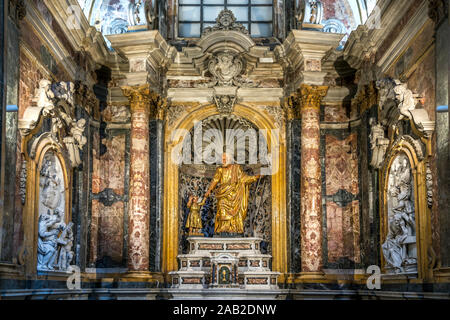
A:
[202,9,249,36]
[19,79,88,168]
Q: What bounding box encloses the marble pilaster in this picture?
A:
[299,84,328,279]
[121,84,152,272]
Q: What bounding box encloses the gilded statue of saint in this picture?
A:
[204,153,261,235]
[186,195,205,236]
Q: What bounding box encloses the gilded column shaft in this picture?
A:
[122,85,151,272]
[299,85,328,274]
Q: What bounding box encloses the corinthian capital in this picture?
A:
[299,84,328,110]
[121,84,151,113]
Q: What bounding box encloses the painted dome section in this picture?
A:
[321,0,378,46]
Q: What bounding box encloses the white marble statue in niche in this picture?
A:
[37,152,74,272]
[382,154,417,274]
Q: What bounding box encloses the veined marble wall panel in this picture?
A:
[92,200,125,266]
[322,129,361,267]
[325,134,359,196]
[90,131,129,268]
[326,201,360,264]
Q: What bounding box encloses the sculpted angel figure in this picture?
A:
[56,222,74,271]
[393,82,416,120]
[369,118,389,169]
[64,118,87,167]
[36,79,55,110]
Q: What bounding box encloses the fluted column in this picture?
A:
[122,84,151,272]
[299,84,328,279]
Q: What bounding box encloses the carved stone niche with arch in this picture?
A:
[18,79,87,275]
[375,78,435,280]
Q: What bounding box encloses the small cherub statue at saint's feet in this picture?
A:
[186,195,206,237]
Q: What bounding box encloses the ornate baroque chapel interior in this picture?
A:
[0,0,449,300]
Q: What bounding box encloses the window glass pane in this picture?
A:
[228,7,248,21]
[179,6,201,21]
[202,23,215,30]
[179,0,201,4]
[228,0,249,4]
[251,23,272,37]
[179,23,201,37]
[203,6,225,20]
[204,0,224,4]
[251,0,272,4]
[251,6,272,21]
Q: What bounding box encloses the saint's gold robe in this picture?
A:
[211,164,259,234]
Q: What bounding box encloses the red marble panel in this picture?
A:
[97,201,125,264]
[326,201,361,264]
[325,134,359,196]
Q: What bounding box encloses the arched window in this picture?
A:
[178,0,273,38]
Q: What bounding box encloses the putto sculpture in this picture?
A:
[19,79,87,167]
[369,118,390,169]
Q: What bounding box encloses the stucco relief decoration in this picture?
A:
[202,9,249,36]
[382,154,417,274]
[369,118,390,169]
[19,79,88,168]
[37,152,74,272]
[200,52,258,90]
[213,95,237,115]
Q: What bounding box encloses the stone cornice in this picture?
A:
[377,0,431,73]
[277,30,343,95]
[43,0,111,67]
[108,30,176,89]
[343,0,422,69]
[23,0,77,79]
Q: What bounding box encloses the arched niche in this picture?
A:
[22,134,72,275]
[380,137,433,280]
[162,103,287,282]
